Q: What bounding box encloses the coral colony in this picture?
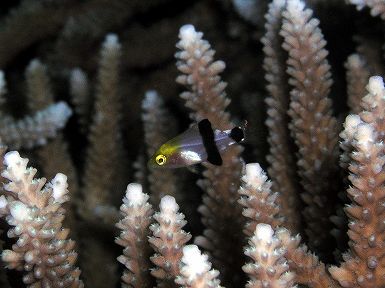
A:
[0,0,385,287]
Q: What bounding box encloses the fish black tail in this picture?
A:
[230,126,245,143]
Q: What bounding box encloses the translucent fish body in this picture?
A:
[149,119,244,168]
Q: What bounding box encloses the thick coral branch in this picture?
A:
[142,90,178,204]
[329,76,385,287]
[175,245,223,288]
[243,224,295,288]
[345,54,370,114]
[262,0,301,233]
[1,151,82,287]
[149,196,191,288]
[176,24,245,286]
[280,0,339,257]
[115,183,154,288]
[238,163,284,237]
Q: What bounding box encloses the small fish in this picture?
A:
[149,119,245,168]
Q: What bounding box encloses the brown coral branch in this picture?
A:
[149,195,191,288]
[175,24,245,286]
[345,54,370,114]
[329,76,385,287]
[175,245,223,288]
[243,224,295,288]
[262,0,301,233]
[142,90,178,205]
[115,183,154,288]
[280,0,339,258]
[238,163,284,237]
[349,0,385,19]
[277,229,339,288]
[25,59,79,235]
[1,151,83,287]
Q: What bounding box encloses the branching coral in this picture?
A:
[115,183,154,288]
[176,24,245,286]
[280,0,339,258]
[262,0,301,234]
[175,245,223,288]
[329,76,385,287]
[243,224,295,288]
[0,151,82,287]
[1,0,385,287]
[149,195,191,287]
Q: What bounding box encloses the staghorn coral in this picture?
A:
[2,0,385,287]
[176,24,245,286]
[262,0,301,233]
[175,245,223,288]
[345,54,370,114]
[115,183,154,288]
[142,90,178,205]
[329,76,385,287]
[0,151,82,287]
[280,0,340,258]
[243,223,295,288]
[149,195,191,288]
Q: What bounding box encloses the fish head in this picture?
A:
[148,141,182,168]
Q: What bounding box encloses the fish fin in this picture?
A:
[198,119,223,166]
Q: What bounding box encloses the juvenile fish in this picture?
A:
[149,119,245,168]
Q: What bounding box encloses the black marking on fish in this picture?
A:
[230,127,244,143]
[198,119,223,166]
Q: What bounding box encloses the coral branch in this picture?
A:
[175,245,223,288]
[277,229,339,288]
[0,101,72,149]
[345,54,370,114]
[176,24,245,286]
[149,195,191,287]
[280,0,339,258]
[329,76,385,287]
[238,163,283,237]
[142,90,178,204]
[349,0,385,19]
[262,0,301,233]
[70,68,91,134]
[1,151,83,287]
[243,224,295,288]
[115,183,154,288]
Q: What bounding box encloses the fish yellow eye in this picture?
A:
[155,154,167,165]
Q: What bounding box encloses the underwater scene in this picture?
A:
[0,0,383,287]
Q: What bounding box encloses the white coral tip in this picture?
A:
[347,54,362,68]
[142,90,160,109]
[27,58,42,71]
[179,24,199,46]
[355,123,375,146]
[10,201,30,222]
[70,68,87,84]
[4,151,22,168]
[105,33,119,46]
[343,114,362,138]
[181,245,210,280]
[255,223,274,242]
[244,163,266,189]
[367,76,384,96]
[160,195,178,213]
[0,196,8,209]
[51,173,68,201]
[126,183,146,206]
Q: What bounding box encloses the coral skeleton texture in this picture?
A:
[1,0,385,287]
